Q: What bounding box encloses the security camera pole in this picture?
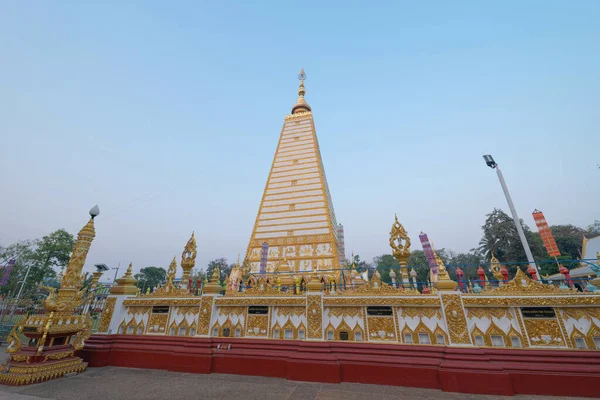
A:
[482,155,541,280]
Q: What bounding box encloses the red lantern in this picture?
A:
[456,267,465,291]
[477,266,486,287]
[558,264,573,287]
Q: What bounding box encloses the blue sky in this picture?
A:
[1,1,598,278]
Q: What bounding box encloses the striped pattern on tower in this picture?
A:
[245,111,340,274]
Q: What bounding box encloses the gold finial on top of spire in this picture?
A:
[291,68,312,114]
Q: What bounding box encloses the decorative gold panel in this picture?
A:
[463,296,600,307]
[441,294,471,345]
[401,307,442,319]
[147,314,168,334]
[307,294,323,339]
[467,307,510,320]
[367,316,396,341]
[98,297,116,333]
[327,307,362,319]
[524,319,565,347]
[276,307,306,318]
[198,296,214,335]
[246,315,268,337]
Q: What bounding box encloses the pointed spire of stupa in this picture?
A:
[291,68,311,114]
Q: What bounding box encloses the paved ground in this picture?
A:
[0,351,593,400]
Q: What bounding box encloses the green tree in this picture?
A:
[135,266,167,292]
[0,229,75,296]
[0,240,36,295]
[30,229,76,287]
[478,208,547,267]
[586,220,600,237]
[372,254,399,284]
[549,225,585,259]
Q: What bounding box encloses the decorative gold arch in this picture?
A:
[485,321,508,347]
[272,322,282,339]
[413,321,433,344]
[433,324,448,345]
[401,325,414,344]
[506,326,525,348]
[570,326,587,349]
[471,325,486,346]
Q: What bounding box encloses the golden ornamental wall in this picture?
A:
[110,293,600,351]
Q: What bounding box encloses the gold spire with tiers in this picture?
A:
[109,262,138,295]
[1,207,104,386]
[291,68,311,114]
[244,69,342,278]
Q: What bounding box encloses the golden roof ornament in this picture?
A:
[433,253,458,291]
[110,262,138,295]
[390,215,411,266]
[291,68,312,114]
[490,253,504,282]
[180,232,197,285]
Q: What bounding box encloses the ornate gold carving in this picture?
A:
[72,315,91,350]
[463,296,600,306]
[307,294,323,339]
[197,296,214,335]
[0,357,87,385]
[123,298,201,306]
[523,319,565,347]
[276,306,306,318]
[561,307,600,321]
[43,351,75,362]
[327,307,362,318]
[11,355,30,363]
[181,232,197,283]
[6,318,25,354]
[390,215,411,266]
[555,308,573,348]
[367,316,396,341]
[467,307,510,320]
[126,305,152,315]
[485,268,576,295]
[246,315,268,337]
[324,297,439,306]
[147,314,169,334]
[217,306,246,317]
[285,111,312,120]
[514,308,529,347]
[98,297,116,332]
[216,297,305,306]
[441,294,471,345]
[401,307,442,319]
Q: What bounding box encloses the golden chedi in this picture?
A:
[1,206,104,385]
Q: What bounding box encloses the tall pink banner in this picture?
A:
[419,232,438,281]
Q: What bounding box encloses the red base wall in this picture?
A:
[79,335,600,398]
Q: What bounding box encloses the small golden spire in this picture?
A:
[291,68,312,114]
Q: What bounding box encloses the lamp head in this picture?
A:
[94,263,109,272]
[482,155,497,169]
[89,205,100,219]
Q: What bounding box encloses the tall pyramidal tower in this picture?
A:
[245,70,342,275]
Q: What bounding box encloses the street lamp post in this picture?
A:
[482,155,541,280]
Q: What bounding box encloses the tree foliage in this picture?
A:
[135,266,167,292]
[0,229,75,296]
